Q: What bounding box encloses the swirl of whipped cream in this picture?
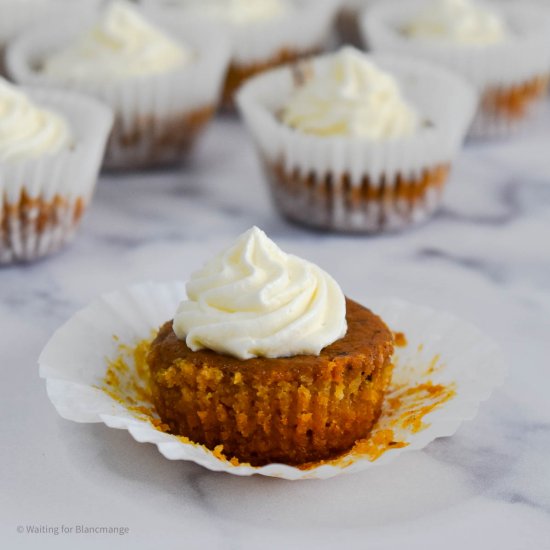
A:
[176,0,290,26]
[42,0,192,82]
[0,78,71,162]
[281,47,419,140]
[403,0,507,45]
[173,227,347,360]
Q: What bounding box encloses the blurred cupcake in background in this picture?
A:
[0,78,112,264]
[237,46,476,233]
[143,0,339,108]
[6,0,230,170]
[362,0,550,138]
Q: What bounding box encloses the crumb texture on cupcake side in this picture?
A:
[148,298,394,466]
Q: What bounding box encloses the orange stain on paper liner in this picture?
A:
[100,334,455,470]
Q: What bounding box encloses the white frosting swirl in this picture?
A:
[42,0,192,82]
[173,227,347,360]
[404,0,507,46]
[175,0,290,26]
[281,47,419,140]
[0,78,71,162]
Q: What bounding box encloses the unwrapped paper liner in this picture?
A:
[5,4,231,169]
[0,88,112,263]
[39,281,505,480]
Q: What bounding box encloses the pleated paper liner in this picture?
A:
[237,51,476,232]
[39,282,505,480]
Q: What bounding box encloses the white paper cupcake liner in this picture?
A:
[38,281,505,480]
[5,4,231,170]
[0,88,113,264]
[361,0,550,138]
[236,51,476,232]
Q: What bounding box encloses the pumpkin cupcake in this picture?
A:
[0,78,112,264]
[6,0,230,169]
[142,0,339,108]
[237,47,475,233]
[361,0,550,137]
[147,227,394,466]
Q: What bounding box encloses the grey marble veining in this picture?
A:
[1,101,550,550]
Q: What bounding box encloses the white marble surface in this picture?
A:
[1,101,550,550]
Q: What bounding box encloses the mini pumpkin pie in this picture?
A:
[0,77,112,263]
[237,46,476,233]
[142,0,339,108]
[147,227,394,466]
[362,0,550,137]
[5,0,230,169]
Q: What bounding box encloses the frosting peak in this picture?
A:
[173,227,347,360]
[404,0,507,46]
[43,0,192,81]
[282,47,419,140]
[0,78,71,162]
[178,0,290,26]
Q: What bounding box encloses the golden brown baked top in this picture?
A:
[149,298,393,377]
